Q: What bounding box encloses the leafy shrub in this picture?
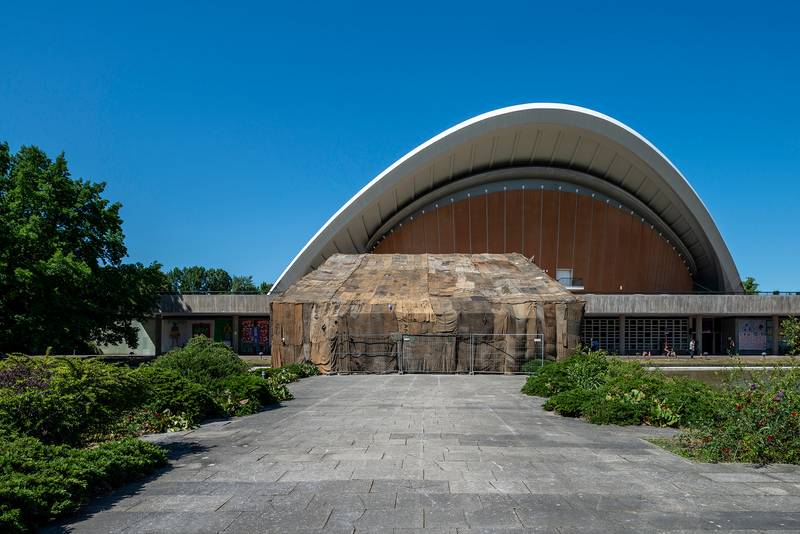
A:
[521,359,544,374]
[673,362,800,464]
[522,348,723,429]
[285,361,321,378]
[582,388,650,426]
[152,336,247,385]
[212,373,278,416]
[0,435,166,533]
[543,388,591,417]
[520,359,572,396]
[0,356,142,445]
[654,377,720,428]
[130,365,218,426]
[255,361,316,401]
[147,339,308,421]
[265,366,299,384]
[0,350,321,531]
[265,377,293,402]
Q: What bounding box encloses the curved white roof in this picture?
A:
[272,103,740,293]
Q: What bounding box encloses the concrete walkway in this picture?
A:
[50,375,800,533]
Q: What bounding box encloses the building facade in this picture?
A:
[103,104,799,357]
[267,103,796,357]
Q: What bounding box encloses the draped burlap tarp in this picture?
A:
[270,253,584,373]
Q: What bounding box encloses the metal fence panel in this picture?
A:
[400,334,472,374]
[335,332,544,374]
[335,334,400,373]
[470,334,544,374]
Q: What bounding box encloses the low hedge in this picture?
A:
[522,349,722,428]
[0,356,142,445]
[0,435,166,533]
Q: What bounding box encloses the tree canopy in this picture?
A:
[0,143,167,354]
[165,266,270,293]
[742,276,759,295]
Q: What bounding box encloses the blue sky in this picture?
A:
[2,1,798,290]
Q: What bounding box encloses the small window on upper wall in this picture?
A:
[556,268,584,290]
[555,268,573,286]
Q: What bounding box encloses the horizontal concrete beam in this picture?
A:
[159,294,272,315]
[584,294,800,317]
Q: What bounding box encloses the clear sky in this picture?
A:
[2,1,798,290]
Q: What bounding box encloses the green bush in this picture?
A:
[0,349,322,531]
[147,339,309,420]
[543,388,591,417]
[152,336,247,385]
[212,373,278,416]
[521,359,545,374]
[284,361,321,378]
[0,356,142,445]
[256,361,316,401]
[0,435,166,533]
[265,377,293,402]
[130,365,218,426]
[264,366,299,384]
[520,359,572,396]
[654,378,720,428]
[674,362,800,464]
[522,349,723,429]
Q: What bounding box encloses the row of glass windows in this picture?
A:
[581,318,689,355]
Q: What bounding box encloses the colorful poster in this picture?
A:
[239,318,270,354]
[737,319,767,351]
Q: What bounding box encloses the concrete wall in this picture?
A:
[159,294,272,315]
[584,294,800,316]
[97,319,158,356]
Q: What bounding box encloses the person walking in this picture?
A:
[727,337,736,357]
[689,337,696,359]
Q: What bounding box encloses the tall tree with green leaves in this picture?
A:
[205,268,232,292]
[742,276,759,295]
[258,281,272,294]
[231,275,257,293]
[0,143,168,354]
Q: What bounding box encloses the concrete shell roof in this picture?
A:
[273,103,740,294]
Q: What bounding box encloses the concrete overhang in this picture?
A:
[584,294,800,317]
[158,294,272,316]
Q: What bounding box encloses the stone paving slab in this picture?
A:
[47,375,800,533]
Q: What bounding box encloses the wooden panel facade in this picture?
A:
[373,189,694,293]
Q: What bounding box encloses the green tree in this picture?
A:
[231,275,257,293]
[781,317,800,355]
[205,268,232,292]
[166,266,233,292]
[0,143,167,354]
[742,276,759,294]
[258,281,272,294]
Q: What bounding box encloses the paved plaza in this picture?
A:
[51,375,800,533]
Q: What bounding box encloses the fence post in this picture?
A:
[469,334,475,375]
[398,334,404,375]
[540,334,544,368]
